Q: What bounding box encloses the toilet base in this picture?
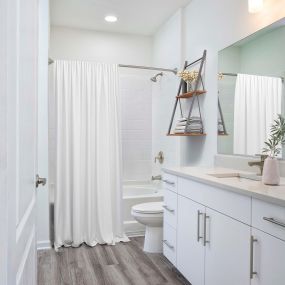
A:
[143,226,163,253]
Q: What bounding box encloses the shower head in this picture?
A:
[150,72,163,82]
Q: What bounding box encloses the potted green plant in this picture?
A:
[262,114,285,185]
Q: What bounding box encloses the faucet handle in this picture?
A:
[154,151,164,164]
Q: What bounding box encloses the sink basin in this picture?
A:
[208,173,261,181]
[208,173,240,178]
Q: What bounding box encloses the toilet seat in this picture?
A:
[132,202,163,214]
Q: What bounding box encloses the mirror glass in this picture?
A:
[218,18,285,157]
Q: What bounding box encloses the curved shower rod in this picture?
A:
[118,64,178,74]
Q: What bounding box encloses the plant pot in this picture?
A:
[262,157,280,185]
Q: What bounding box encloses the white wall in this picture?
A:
[50,26,152,65]
[152,10,183,175]
[181,0,285,166]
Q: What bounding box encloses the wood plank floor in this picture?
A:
[37,237,189,285]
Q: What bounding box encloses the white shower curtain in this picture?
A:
[234,74,282,156]
[54,60,128,250]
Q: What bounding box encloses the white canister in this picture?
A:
[262,157,280,186]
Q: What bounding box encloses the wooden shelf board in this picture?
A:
[167,133,207,137]
[176,90,206,99]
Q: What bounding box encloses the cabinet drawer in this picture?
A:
[163,223,176,266]
[178,177,251,224]
[163,189,177,229]
[252,198,285,241]
[162,173,177,193]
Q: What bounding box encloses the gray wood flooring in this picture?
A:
[37,237,189,285]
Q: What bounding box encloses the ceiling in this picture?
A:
[50,0,191,35]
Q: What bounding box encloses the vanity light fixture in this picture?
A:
[248,0,264,13]
[104,15,118,23]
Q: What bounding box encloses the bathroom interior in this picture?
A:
[3,0,285,284]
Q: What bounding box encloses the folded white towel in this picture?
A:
[176,121,187,126]
[177,117,187,122]
[175,126,186,130]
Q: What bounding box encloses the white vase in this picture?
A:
[262,157,280,185]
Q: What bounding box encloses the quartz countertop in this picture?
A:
[162,166,285,207]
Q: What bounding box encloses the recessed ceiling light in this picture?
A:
[105,15,118,23]
[248,0,263,13]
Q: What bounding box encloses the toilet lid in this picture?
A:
[132,202,164,214]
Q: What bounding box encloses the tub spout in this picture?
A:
[152,175,162,181]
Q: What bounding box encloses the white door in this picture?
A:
[177,196,205,285]
[205,208,251,285]
[251,228,285,285]
[2,0,39,284]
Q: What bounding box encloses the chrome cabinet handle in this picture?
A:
[263,217,285,228]
[162,179,175,185]
[250,236,258,279]
[203,213,210,246]
[163,240,174,249]
[162,205,175,213]
[197,210,203,242]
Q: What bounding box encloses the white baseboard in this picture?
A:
[37,240,51,250]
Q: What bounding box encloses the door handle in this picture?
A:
[263,217,285,228]
[197,210,203,242]
[162,179,175,185]
[162,205,175,213]
[203,213,210,246]
[163,240,174,249]
[36,174,47,188]
[250,236,258,279]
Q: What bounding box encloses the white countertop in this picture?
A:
[163,166,285,207]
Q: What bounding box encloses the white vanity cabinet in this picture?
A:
[177,196,205,285]
[162,173,178,266]
[204,208,250,285]
[251,198,285,285]
[162,170,285,285]
[251,228,285,285]
[177,195,250,285]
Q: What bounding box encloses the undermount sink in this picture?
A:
[207,172,261,181]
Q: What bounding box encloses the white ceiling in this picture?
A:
[50,0,191,35]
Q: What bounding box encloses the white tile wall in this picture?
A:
[120,72,152,181]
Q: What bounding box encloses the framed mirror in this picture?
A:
[218,18,285,158]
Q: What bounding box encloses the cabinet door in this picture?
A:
[251,228,285,285]
[177,196,205,285]
[205,208,250,285]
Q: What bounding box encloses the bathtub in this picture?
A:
[123,181,163,236]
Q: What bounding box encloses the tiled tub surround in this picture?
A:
[162,167,285,285]
[123,181,163,237]
[120,73,152,182]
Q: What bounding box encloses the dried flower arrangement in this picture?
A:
[177,70,199,92]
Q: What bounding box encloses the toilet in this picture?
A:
[131,201,163,253]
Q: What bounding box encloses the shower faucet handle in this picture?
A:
[154,151,164,164]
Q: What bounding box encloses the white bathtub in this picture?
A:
[123,181,163,236]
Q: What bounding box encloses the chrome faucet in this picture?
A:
[248,155,268,175]
[152,175,162,181]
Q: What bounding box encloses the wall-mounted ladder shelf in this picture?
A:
[218,97,228,136]
[167,50,207,136]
